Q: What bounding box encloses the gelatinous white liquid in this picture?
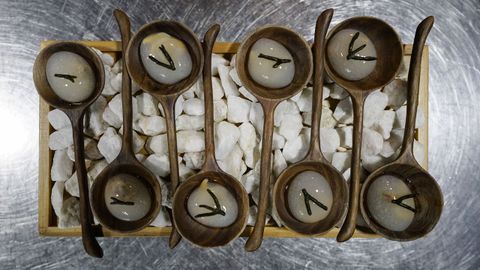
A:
[327,29,377,81]
[46,51,95,102]
[140,32,192,84]
[248,38,295,88]
[187,179,238,228]
[104,174,152,221]
[366,174,415,231]
[287,171,333,223]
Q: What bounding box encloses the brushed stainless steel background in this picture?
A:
[0,0,478,269]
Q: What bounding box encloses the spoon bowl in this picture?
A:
[126,19,204,248]
[33,41,105,257]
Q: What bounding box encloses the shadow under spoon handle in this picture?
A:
[400,16,434,159]
[337,96,364,242]
[71,114,103,258]
[114,9,134,156]
[202,24,221,170]
[307,9,333,161]
[245,100,276,252]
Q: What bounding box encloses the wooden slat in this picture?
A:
[38,41,427,238]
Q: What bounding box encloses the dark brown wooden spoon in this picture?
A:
[360,16,443,241]
[324,17,403,242]
[172,24,249,247]
[126,19,203,248]
[90,9,162,233]
[236,26,313,251]
[273,9,348,235]
[33,42,104,257]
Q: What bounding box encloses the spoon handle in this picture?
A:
[245,99,278,252]
[399,16,434,160]
[307,9,333,161]
[337,93,366,242]
[69,112,103,258]
[202,24,221,170]
[114,9,135,156]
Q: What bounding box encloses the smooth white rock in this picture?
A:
[239,122,257,152]
[51,181,65,217]
[362,154,389,172]
[342,168,351,181]
[67,138,102,161]
[272,130,286,150]
[364,90,388,128]
[247,205,258,226]
[97,127,122,163]
[110,72,122,93]
[227,95,251,123]
[132,131,145,154]
[49,128,73,150]
[322,86,331,100]
[361,129,384,156]
[111,59,122,73]
[329,84,349,99]
[51,149,73,181]
[215,121,240,160]
[396,56,410,80]
[273,149,287,177]
[213,99,228,122]
[183,98,204,116]
[92,48,114,66]
[109,94,139,121]
[383,79,407,109]
[211,53,229,76]
[150,207,172,227]
[174,95,185,118]
[176,114,204,131]
[190,80,203,100]
[380,140,396,158]
[211,76,225,100]
[179,163,195,181]
[101,66,118,96]
[65,171,94,197]
[143,154,170,177]
[183,152,205,170]
[177,130,205,153]
[249,102,264,134]
[372,110,396,139]
[229,67,243,86]
[138,115,166,136]
[58,197,80,228]
[295,87,313,112]
[85,96,108,139]
[320,128,340,154]
[102,106,122,129]
[229,55,236,68]
[136,93,159,116]
[414,140,425,164]
[243,147,260,169]
[217,144,245,180]
[241,170,258,194]
[274,100,299,127]
[337,125,353,148]
[278,113,303,141]
[88,159,108,179]
[321,107,338,128]
[218,65,239,96]
[282,134,309,163]
[332,151,352,173]
[135,153,146,163]
[394,105,424,129]
[146,134,168,154]
[182,88,195,99]
[48,109,70,130]
[238,86,258,102]
[333,97,353,124]
[302,112,312,126]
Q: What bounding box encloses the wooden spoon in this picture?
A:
[172,24,249,247]
[125,19,203,248]
[324,17,403,242]
[33,42,104,257]
[273,9,348,235]
[236,26,313,251]
[360,16,443,241]
[90,9,162,233]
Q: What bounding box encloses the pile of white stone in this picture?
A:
[49,49,424,228]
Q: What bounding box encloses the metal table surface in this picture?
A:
[0,0,478,269]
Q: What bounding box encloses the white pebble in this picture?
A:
[211,77,225,100]
[212,53,229,76]
[383,79,407,109]
[218,65,239,96]
[183,152,205,170]
[361,129,384,156]
[182,88,195,99]
[67,138,102,161]
[177,130,205,153]
[179,163,195,181]
[97,127,121,163]
[243,147,260,169]
[143,154,170,177]
[58,197,80,228]
[321,107,338,128]
[362,154,389,172]
[227,95,251,123]
[85,96,108,139]
[110,72,122,93]
[138,115,166,136]
[174,95,184,118]
[51,181,64,217]
[111,59,122,74]
[295,87,313,112]
[217,144,246,180]
[176,114,204,131]
[320,128,340,154]
[102,106,122,129]
[333,97,353,124]
[414,140,425,164]
[239,122,257,152]
[331,151,352,173]
[278,114,303,141]
[101,67,118,96]
[88,159,108,179]
[150,207,172,227]
[249,102,264,134]
[49,128,73,150]
[372,110,395,139]
[364,90,388,128]
[274,100,299,127]
[229,68,243,86]
[241,170,258,194]
[282,134,309,163]
[337,125,353,148]
[214,99,228,122]
[272,130,286,150]
[137,93,159,116]
[329,84,349,99]
[215,121,240,160]
[146,134,168,154]
[273,149,287,177]
[394,105,424,129]
[183,98,204,116]
[132,130,145,154]
[65,171,93,197]
[239,86,258,102]
[48,109,70,130]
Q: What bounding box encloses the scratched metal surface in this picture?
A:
[0,0,479,269]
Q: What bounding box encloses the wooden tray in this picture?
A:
[38,41,429,238]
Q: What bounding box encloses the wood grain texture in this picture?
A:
[38,41,427,239]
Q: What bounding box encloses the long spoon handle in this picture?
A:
[245,99,277,252]
[114,9,134,156]
[399,16,434,160]
[69,113,103,258]
[337,93,366,242]
[307,9,334,161]
[202,24,221,170]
